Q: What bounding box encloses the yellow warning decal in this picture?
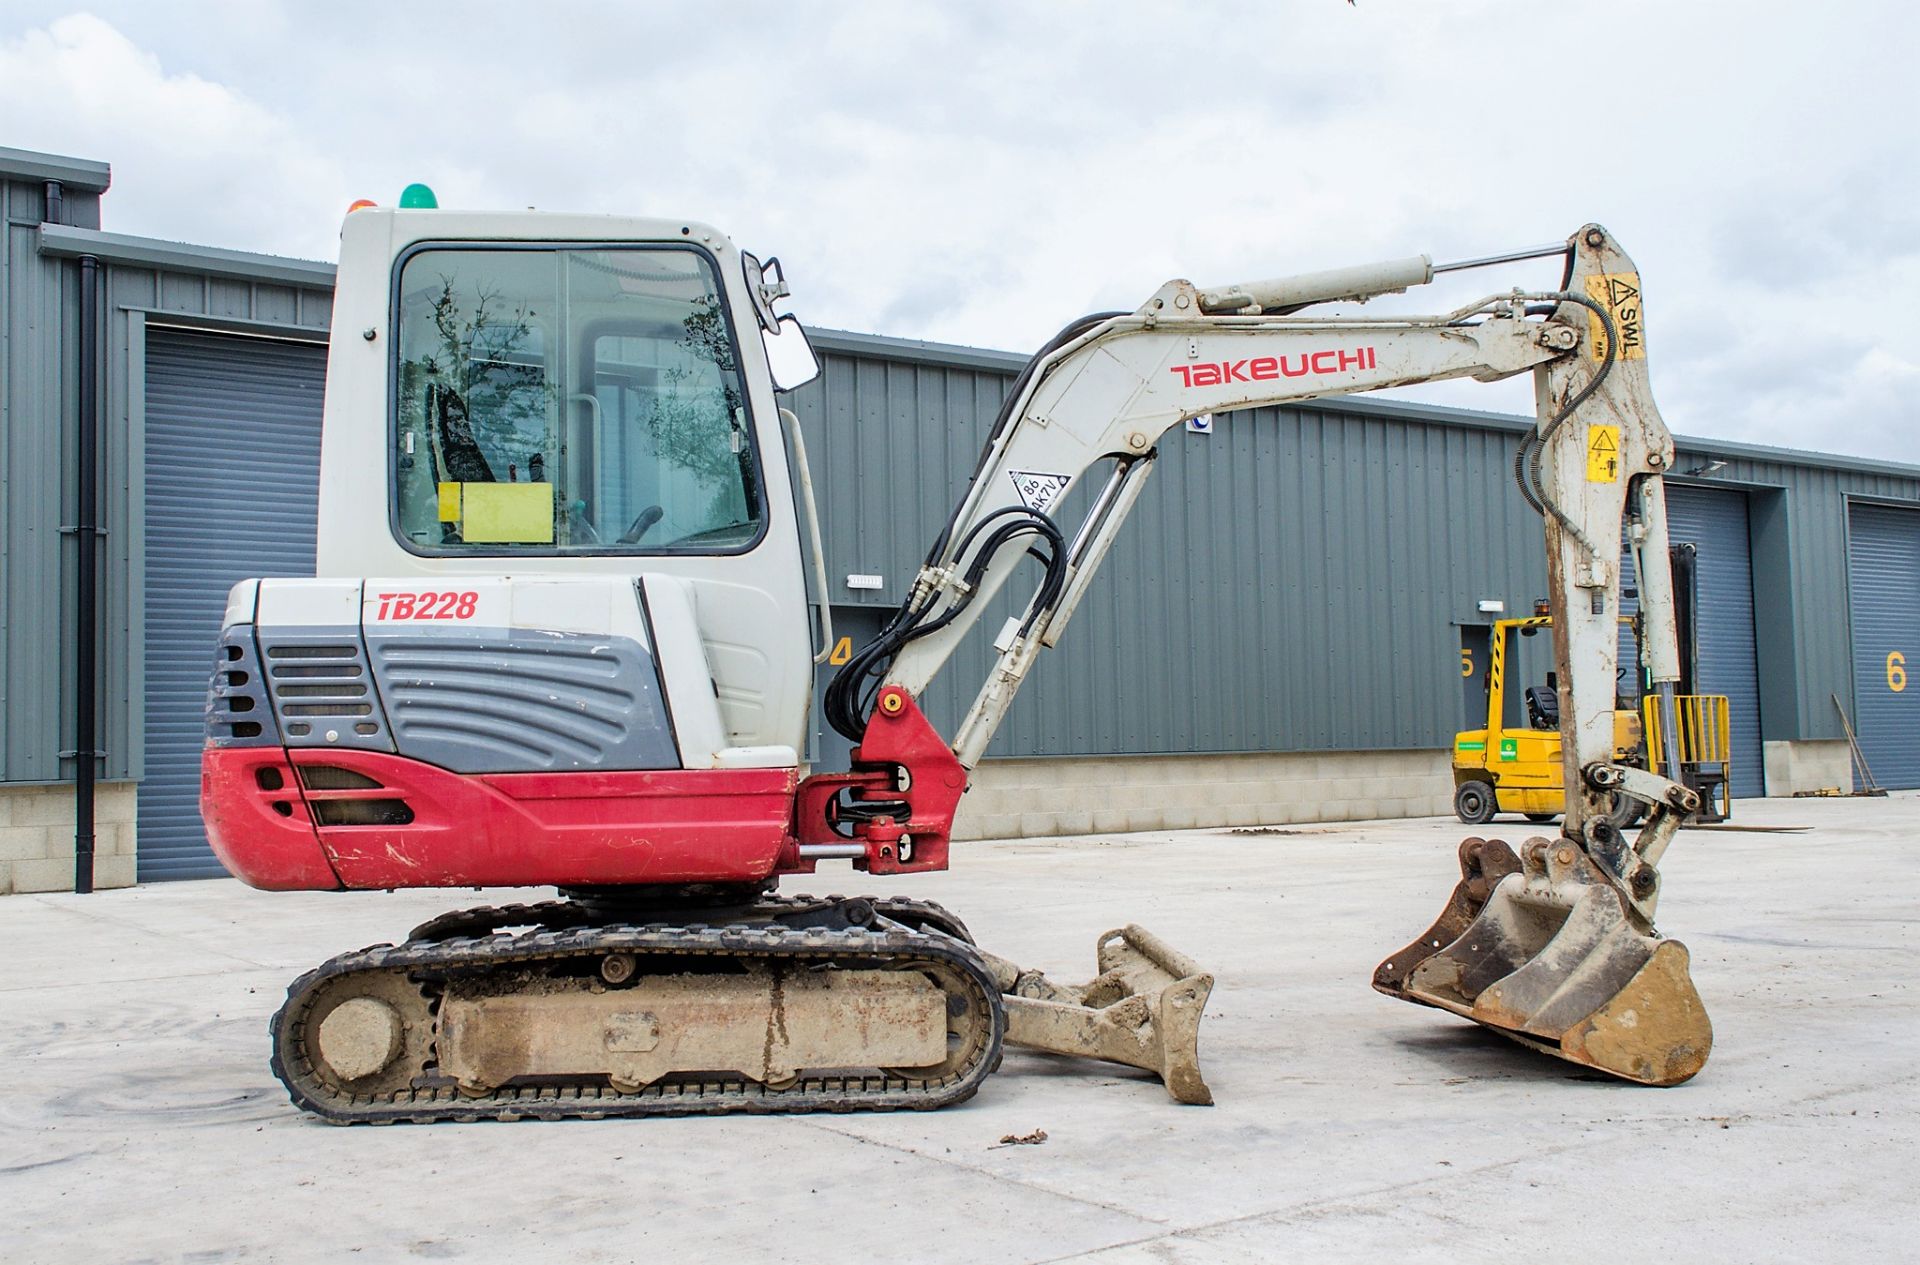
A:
[1584,273,1645,361]
[1587,424,1622,483]
[829,636,853,665]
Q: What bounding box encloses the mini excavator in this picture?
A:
[203,204,1711,1122]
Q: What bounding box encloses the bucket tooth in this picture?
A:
[1373,836,1521,997]
[979,924,1215,1105]
[1383,836,1712,1086]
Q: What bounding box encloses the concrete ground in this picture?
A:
[2,794,1915,1264]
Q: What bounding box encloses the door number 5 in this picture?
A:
[1890,650,1907,693]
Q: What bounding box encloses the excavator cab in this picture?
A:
[203,204,1212,1121]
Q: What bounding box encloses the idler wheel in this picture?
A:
[295,971,433,1095]
[316,997,403,1082]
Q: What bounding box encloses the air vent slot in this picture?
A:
[207,626,277,747]
[311,799,415,827]
[299,765,383,791]
[284,702,374,717]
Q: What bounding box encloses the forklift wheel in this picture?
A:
[1606,795,1648,828]
[1524,812,1560,824]
[1453,781,1497,825]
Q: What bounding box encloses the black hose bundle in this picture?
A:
[821,311,1123,744]
[823,505,1068,743]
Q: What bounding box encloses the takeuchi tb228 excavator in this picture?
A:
[202,199,1712,1123]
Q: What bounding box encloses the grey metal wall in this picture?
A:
[1,149,332,795]
[787,335,1920,761]
[1,161,110,784]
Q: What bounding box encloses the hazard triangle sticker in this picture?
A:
[1009,470,1071,515]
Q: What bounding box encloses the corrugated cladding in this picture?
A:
[0,163,331,785]
[3,174,95,782]
[1699,451,1920,741]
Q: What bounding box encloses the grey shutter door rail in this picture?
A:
[1847,504,1919,789]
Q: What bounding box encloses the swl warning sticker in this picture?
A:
[1584,272,1645,362]
[1587,424,1622,483]
[1009,470,1071,515]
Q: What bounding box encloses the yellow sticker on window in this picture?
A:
[437,481,462,522]
[1584,273,1645,361]
[460,483,555,544]
[1587,424,1622,483]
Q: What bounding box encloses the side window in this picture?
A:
[392,246,763,554]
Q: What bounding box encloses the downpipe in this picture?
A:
[72,252,102,894]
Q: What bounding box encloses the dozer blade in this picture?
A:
[978,924,1214,1105]
[1376,836,1711,1086]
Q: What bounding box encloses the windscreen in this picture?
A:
[392,245,762,554]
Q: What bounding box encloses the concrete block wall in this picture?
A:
[951,749,1452,841]
[0,783,137,893]
[1762,739,1855,796]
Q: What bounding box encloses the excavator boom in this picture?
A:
[821,223,1710,1085]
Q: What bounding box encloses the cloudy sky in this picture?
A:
[3,3,1915,458]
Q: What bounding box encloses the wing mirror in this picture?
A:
[763,316,820,391]
[743,250,820,390]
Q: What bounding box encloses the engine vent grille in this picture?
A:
[258,631,394,751]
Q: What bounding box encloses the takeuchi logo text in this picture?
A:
[1168,346,1377,388]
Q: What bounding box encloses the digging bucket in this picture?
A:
[1376,836,1710,1086]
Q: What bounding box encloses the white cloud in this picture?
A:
[1,2,1915,459]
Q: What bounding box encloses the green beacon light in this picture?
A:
[398,183,439,210]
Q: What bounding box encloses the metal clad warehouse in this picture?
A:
[3,146,1916,891]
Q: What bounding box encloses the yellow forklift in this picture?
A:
[1453,574,1731,826]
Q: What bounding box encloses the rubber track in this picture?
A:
[271,919,1005,1125]
[407,894,975,945]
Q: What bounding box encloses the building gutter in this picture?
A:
[37,223,336,289]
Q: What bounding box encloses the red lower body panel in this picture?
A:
[202,746,798,891]
[203,693,965,893]
[202,746,344,890]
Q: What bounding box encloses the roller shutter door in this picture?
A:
[1665,486,1764,797]
[140,330,325,880]
[1847,504,1920,789]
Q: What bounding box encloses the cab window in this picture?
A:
[392,245,762,553]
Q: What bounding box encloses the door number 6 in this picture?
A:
[1890,650,1907,693]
